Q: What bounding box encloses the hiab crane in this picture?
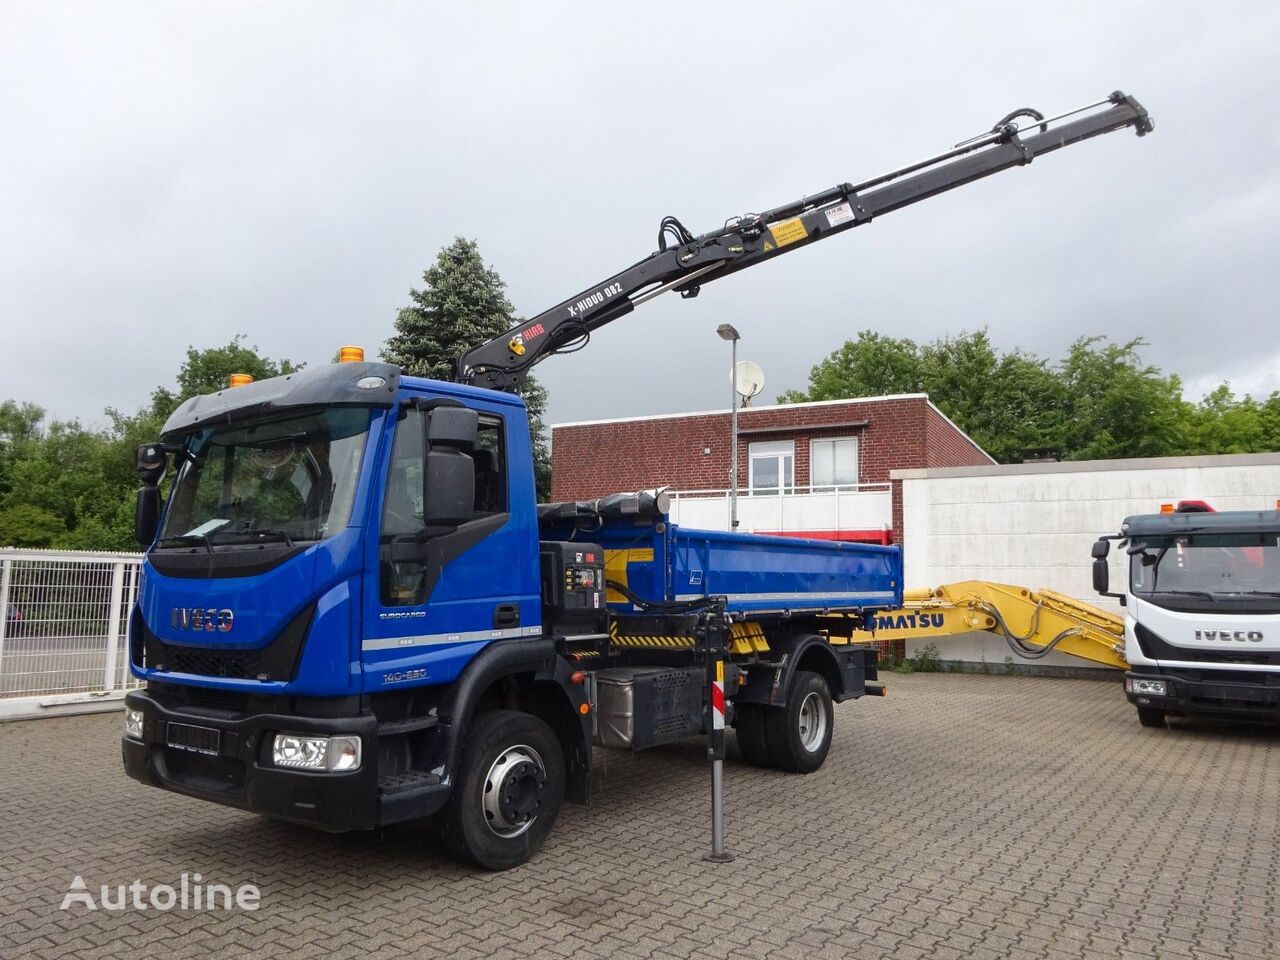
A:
[123,92,1151,869]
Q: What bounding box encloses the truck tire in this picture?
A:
[1136,706,1167,728]
[734,704,772,767]
[764,670,833,773]
[438,709,565,870]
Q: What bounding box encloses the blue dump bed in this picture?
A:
[595,519,903,616]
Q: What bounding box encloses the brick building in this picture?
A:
[551,394,994,543]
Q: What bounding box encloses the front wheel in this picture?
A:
[765,670,834,773]
[438,710,565,870]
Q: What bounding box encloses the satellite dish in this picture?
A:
[732,360,765,401]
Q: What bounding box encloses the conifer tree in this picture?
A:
[384,238,551,497]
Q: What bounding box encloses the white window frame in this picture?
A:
[748,440,795,494]
[810,437,859,490]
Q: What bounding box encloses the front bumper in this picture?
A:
[122,688,383,830]
[1125,669,1280,721]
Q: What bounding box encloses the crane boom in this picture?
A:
[820,581,1128,670]
[457,91,1152,392]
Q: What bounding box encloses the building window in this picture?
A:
[810,437,858,490]
[748,440,794,494]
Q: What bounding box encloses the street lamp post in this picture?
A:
[716,323,741,530]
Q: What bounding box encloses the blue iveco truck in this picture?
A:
[123,93,1151,868]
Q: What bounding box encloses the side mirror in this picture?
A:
[420,407,479,528]
[1090,538,1110,559]
[135,442,168,486]
[428,407,478,450]
[135,485,161,546]
[423,449,475,526]
[1091,557,1110,594]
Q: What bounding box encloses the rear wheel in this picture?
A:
[734,704,771,766]
[438,710,564,870]
[764,670,833,773]
[1136,706,1167,728]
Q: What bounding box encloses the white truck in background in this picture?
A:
[1092,500,1280,727]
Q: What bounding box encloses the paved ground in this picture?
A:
[2,672,1279,960]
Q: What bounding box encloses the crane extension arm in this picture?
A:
[820,581,1128,670]
[457,91,1152,392]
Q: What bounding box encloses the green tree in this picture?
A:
[0,503,65,548]
[0,339,301,551]
[1058,337,1191,460]
[781,330,1237,464]
[921,331,1066,464]
[384,237,552,497]
[779,330,923,403]
[150,335,302,422]
[0,399,46,501]
[1182,385,1266,455]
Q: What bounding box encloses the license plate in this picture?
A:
[166,722,221,756]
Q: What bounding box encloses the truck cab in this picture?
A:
[123,359,597,860]
[1093,503,1280,726]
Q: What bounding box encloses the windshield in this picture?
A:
[1130,532,1280,610]
[158,407,371,547]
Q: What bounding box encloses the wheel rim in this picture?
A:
[481,744,547,839]
[797,691,828,752]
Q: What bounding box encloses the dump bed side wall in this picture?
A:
[556,518,902,616]
[669,526,901,614]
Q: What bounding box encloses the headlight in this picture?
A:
[1126,678,1167,696]
[272,733,361,772]
[124,707,144,740]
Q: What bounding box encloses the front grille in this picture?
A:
[132,603,315,682]
[161,644,266,679]
[1134,623,1280,666]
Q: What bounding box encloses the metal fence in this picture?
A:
[0,549,143,719]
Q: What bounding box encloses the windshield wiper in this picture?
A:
[1150,589,1216,599]
[246,528,296,548]
[156,534,213,553]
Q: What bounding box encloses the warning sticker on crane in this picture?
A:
[768,216,808,248]
[825,202,855,227]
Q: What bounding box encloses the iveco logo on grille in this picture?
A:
[1194,629,1264,643]
[171,608,234,632]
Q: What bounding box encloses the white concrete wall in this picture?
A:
[894,453,1280,669]
[668,487,891,536]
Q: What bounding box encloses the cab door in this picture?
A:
[360,397,542,690]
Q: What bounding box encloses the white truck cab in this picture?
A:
[1093,501,1280,727]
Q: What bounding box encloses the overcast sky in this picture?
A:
[3,3,1278,431]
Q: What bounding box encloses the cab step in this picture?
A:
[378,770,442,795]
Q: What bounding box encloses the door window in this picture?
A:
[379,409,507,606]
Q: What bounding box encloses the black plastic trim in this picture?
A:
[147,542,308,579]
[161,362,399,437]
[1125,668,1280,720]
[134,603,316,682]
[122,689,380,831]
[1134,622,1280,666]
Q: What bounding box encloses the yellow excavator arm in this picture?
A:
[821,581,1128,670]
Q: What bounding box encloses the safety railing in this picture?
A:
[667,482,893,540]
[0,549,144,719]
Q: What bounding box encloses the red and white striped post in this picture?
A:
[704,656,735,862]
